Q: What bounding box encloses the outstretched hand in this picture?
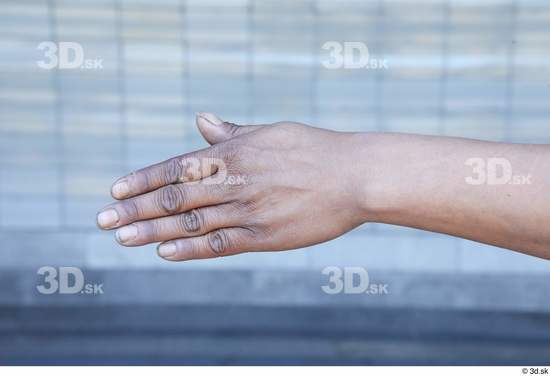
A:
[96,113,368,261]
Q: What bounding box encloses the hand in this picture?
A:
[96,113,368,261]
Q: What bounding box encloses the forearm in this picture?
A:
[352,132,550,258]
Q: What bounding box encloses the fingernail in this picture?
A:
[97,209,119,228]
[112,179,129,198]
[197,112,223,126]
[158,243,177,258]
[116,225,138,243]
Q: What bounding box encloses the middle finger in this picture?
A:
[96,182,228,229]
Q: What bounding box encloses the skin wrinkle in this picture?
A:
[225,122,241,137]
[121,198,140,223]
[208,230,228,255]
[182,210,201,233]
[159,185,183,214]
[164,158,183,185]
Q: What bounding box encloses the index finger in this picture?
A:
[111,147,220,200]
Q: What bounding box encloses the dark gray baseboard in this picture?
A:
[1,304,550,365]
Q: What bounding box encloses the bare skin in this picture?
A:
[96,113,550,261]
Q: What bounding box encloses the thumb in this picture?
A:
[196,112,263,145]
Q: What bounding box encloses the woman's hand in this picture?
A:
[96,113,368,261]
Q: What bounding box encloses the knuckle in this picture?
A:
[206,181,227,197]
[121,199,140,221]
[224,122,241,137]
[162,158,183,184]
[232,200,258,223]
[158,185,185,214]
[207,229,230,256]
[180,209,203,233]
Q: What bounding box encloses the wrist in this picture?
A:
[346,132,402,224]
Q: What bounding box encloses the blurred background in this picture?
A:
[1,0,550,365]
